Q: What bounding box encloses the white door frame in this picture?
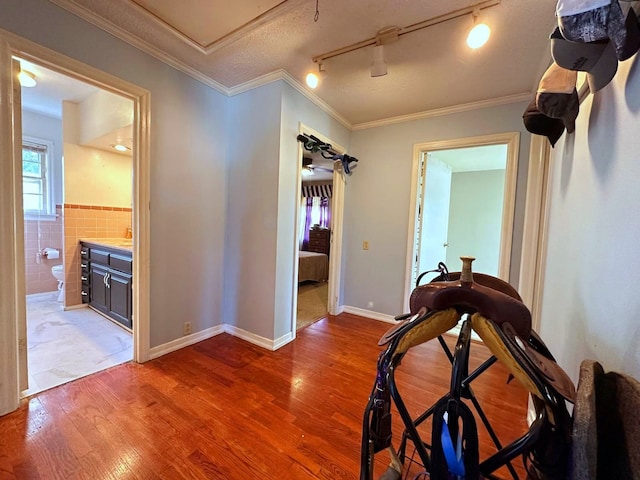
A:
[517,135,552,331]
[292,123,345,336]
[0,28,151,416]
[403,132,520,313]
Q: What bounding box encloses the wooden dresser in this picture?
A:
[308,227,330,256]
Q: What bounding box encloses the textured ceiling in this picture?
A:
[50,0,558,126]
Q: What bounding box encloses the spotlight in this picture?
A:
[306,72,319,89]
[18,70,36,88]
[371,45,387,77]
[467,9,490,49]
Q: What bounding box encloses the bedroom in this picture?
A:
[296,146,334,330]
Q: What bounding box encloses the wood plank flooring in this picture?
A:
[0,313,531,479]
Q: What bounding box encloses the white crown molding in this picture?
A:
[342,306,396,324]
[49,0,228,94]
[149,325,224,359]
[128,0,307,56]
[49,1,534,135]
[228,69,353,130]
[351,92,533,131]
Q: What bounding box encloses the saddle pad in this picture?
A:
[470,313,545,400]
[378,308,459,353]
[395,308,459,355]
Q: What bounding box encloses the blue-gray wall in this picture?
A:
[347,102,530,316]
[541,58,640,382]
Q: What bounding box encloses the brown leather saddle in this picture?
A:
[379,257,576,403]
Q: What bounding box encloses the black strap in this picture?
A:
[431,396,480,480]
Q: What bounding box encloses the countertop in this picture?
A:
[80,238,133,253]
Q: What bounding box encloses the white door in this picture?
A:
[416,154,452,283]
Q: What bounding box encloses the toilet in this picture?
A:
[51,264,64,302]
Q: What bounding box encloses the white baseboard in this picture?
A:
[149,325,225,359]
[223,324,294,351]
[342,306,396,324]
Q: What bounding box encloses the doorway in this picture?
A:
[18,59,135,395]
[404,133,519,312]
[294,124,346,332]
[0,30,151,415]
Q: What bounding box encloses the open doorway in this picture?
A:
[18,59,135,395]
[0,33,150,414]
[294,125,346,331]
[404,133,519,311]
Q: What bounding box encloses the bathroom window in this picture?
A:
[22,137,54,217]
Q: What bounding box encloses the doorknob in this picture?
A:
[443,242,449,247]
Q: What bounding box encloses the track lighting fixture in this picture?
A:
[308,0,499,82]
[371,45,387,78]
[467,9,491,49]
[305,72,319,89]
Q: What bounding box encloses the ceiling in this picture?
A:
[48,0,558,127]
[19,59,99,118]
[20,59,133,155]
[429,144,507,172]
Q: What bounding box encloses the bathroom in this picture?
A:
[20,60,135,395]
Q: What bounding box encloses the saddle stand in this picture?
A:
[360,258,575,480]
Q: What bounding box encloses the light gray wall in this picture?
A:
[446,169,505,276]
[0,0,229,347]
[347,102,530,316]
[224,81,350,342]
[224,82,282,339]
[540,58,640,382]
[280,82,350,338]
[21,110,63,206]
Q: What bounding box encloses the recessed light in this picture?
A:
[111,144,130,152]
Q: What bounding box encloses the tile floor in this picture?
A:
[24,291,133,396]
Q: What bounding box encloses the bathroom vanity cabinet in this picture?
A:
[80,241,133,329]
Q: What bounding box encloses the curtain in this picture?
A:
[302,197,314,249]
[299,196,331,249]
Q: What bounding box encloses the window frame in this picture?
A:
[22,136,55,220]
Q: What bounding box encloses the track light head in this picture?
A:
[467,8,491,49]
[371,45,387,77]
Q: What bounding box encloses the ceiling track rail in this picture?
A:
[312,0,501,64]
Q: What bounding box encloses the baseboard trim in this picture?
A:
[223,324,294,351]
[149,325,225,359]
[342,306,396,324]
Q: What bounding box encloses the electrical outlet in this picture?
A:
[183,321,192,336]
[363,240,369,250]
[367,301,374,309]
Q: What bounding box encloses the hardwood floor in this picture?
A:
[0,313,530,479]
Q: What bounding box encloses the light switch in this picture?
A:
[363,240,369,250]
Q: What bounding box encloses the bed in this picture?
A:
[298,250,328,283]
